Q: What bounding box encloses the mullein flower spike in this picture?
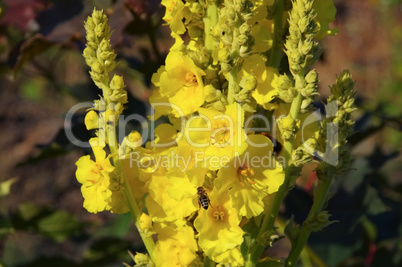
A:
[75,1,354,266]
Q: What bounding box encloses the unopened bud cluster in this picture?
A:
[316,70,356,174]
[284,0,320,75]
[306,211,334,232]
[278,0,321,138]
[299,70,319,113]
[83,9,128,140]
[215,0,254,74]
[83,9,115,86]
[277,74,296,103]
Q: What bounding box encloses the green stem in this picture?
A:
[299,248,313,267]
[227,65,239,104]
[107,107,156,262]
[204,256,216,267]
[268,0,285,69]
[204,2,219,56]
[305,246,328,267]
[246,88,303,267]
[108,129,156,261]
[285,178,331,267]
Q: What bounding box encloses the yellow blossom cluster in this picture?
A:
[74,1,347,266]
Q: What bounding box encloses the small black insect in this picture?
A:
[197,186,212,210]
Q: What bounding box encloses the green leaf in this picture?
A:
[12,34,54,77]
[18,203,46,221]
[312,240,362,267]
[364,186,388,215]
[96,213,132,238]
[84,237,132,264]
[284,216,300,247]
[15,203,84,242]
[14,257,77,267]
[17,143,70,166]
[339,158,371,193]
[256,257,283,267]
[240,218,260,260]
[0,177,18,197]
[0,214,14,237]
[36,210,83,242]
[360,216,377,242]
[20,80,44,101]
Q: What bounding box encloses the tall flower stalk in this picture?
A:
[75,1,354,266]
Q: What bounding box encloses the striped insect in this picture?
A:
[197,187,212,210]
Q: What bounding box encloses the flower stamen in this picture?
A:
[184,72,198,86]
[237,165,255,187]
[213,206,225,221]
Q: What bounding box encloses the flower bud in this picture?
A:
[203,84,219,102]
[227,7,237,20]
[277,74,293,90]
[133,252,154,267]
[221,63,232,73]
[305,70,318,84]
[300,40,313,55]
[278,115,298,141]
[87,41,97,50]
[220,28,233,45]
[139,213,153,233]
[91,61,103,74]
[85,17,95,31]
[243,12,253,21]
[85,110,100,130]
[190,2,204,17]
[301,98,312,110]
[239,23,251,35]
[239,75,257,91]
[239,45,251,58]
[236,34,248,46]
[110,75,125,90]
[218,48,231,63]
[95,23,106,37]
[298,16,310,33]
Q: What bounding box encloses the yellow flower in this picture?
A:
[161,0,186,35]
[108,158,147,215]
[150,123,178,149]
[153,222,198,267]
[313,0,338,39]
[133,253,154,267]
[249,0,275,24]
[139,213,154,237]
[274,103,320,148]
[213,248,244,266]
[148,88,173,121]
[216,135,285,218]
[165,142,208,201]
[146,174,197,222]
[132,123,177,187]
[194,186,244,265]
[75,137,114,213]
[250,20,273,53]
[185,103,248,170]
[84,110,99,130]
[240,54,279,110]
[152,51,205,117]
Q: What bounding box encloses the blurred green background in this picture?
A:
[0,0,401,266]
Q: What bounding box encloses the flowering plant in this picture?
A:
[76,0,355,266]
